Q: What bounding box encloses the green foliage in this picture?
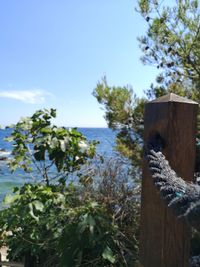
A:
[136,0,200,171]
[59,200,117,267]
[0,184,117,266]
[93,77,146,173]
[93,2,200,261]
[137,0,200,90]
[93,1,200,263]
[93,76,135,129]
[0,157,140,266]
[94,1,200,173]
[6,108,97,185]
[138,0,200,172]
[0,108,140,266]
[93,157,140,265]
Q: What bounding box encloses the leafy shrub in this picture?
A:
[0,159,141,266]
[0,108,141,266]
[6,108,97,185]
[0,184,120,266]
[90,156,141,266]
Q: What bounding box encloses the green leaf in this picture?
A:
[5,107,97,184]
[90,202,98,209]
[40,127,52,134]
[102,246,116,263]
[32,200,44,212]
[50,137,59,149]
[4,194,20,205]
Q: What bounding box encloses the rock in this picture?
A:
[0,157,7,161]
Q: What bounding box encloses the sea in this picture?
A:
[0,128,117,203]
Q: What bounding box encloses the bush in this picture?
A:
[0,177,140,266]
[5,108,97,185]
[81,156,141,266]
[0,184,119,266]
[0,109,141,266]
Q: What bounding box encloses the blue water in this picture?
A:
[0,128,117,202]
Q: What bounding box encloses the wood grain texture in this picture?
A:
[139,95,198,267]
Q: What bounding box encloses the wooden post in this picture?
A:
[139,93,198,267]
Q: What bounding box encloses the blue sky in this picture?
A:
[0,0,158,127]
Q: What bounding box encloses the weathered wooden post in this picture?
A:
[139,93,198,267]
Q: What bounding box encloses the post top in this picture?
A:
[150,93,198,105]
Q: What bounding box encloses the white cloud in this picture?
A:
[0,89,52,104]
